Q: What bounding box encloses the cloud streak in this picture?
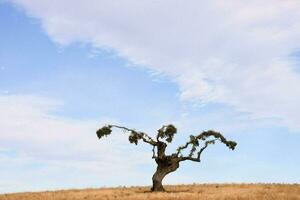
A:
[11,0,300,131]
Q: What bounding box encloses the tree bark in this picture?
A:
[151,167,167,191]
[151,159,179,192]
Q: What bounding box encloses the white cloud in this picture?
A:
[10,0,300,131]
[0,95,153,193]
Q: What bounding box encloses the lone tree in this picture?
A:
[96,124,237,192]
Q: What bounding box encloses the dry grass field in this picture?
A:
[1,184,299,200]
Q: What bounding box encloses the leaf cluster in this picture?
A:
[157,124,177,143]
[199,130,237,150]
[96,125,112,139]
[128,131,144,145]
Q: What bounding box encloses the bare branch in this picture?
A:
[178,139,217,162]
[176,130,237,162]
[97,124,157,146]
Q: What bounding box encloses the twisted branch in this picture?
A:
[176,130,237,162]
[97,125,237,162]
[97,124,157,146]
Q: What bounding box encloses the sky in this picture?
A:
[1,0,300,194]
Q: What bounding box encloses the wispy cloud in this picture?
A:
[10,0,300,131]
[0,95,152,193]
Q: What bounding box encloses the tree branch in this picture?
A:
[178,139,217,162]
[97,124,157,146]
[152,146,157,159]
[175,130,237,162]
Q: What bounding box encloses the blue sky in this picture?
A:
[1,0,300,193]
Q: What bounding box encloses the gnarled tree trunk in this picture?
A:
[151,167,166,191]
[97,124,237,193]
[151,158,179,192]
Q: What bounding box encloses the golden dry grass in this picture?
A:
[1,184,299,200]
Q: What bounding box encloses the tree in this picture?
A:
[96,124,237,192]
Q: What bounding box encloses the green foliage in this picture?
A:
[196,130,237,150]
[96,126,112,139]
[128,131,143,145]
[96,124,237,164]
[226,141,237,150]
[157,124,177,143]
